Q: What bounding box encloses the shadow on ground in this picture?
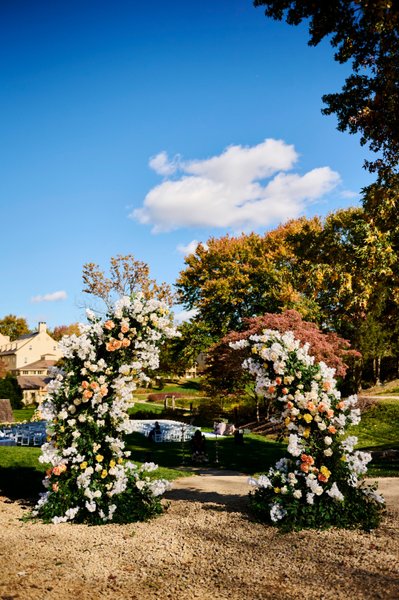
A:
[0,466,42,503]
[164,485,249,512]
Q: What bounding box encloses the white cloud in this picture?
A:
[173,308,198,324]
[148,151,181,176]
[132,139,340,232]
[177,240,209,255]
[31,290,67,303]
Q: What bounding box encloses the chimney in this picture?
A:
[38,322,47,334]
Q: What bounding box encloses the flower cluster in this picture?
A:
[232,329,385,531]
[33,293,177,525]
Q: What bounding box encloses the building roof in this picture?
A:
[16,375,52,390]
[21,358,58,370]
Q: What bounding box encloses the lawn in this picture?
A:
[349,399,399,477]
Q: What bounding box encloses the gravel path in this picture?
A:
[0,472,398,600]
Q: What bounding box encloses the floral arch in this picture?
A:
[231,329,385,531]
[34,293,177,525]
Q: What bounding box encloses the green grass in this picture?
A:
[128,401,164,414]
[348,399,399,477]
[125,431,286,475]
[12,407,35,422]
[349,399,399,448]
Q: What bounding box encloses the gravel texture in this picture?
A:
[0,472,398,600]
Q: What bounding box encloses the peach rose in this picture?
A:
[326,409,334,419]
[90,381,99,390]
[300,463,309,473]
[52,483,59,492]
[81,381,89,389]
[275,377,282,385]
[122,338,131,347]
[83,389,93,399]
[104,320,115,330]
[121,324,129,334]
[328,425,337,434]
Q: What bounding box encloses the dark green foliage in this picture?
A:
[0,374,23,409]
[254,0,399,180]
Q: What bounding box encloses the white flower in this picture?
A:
[324,436,333,446]
[293,489,302,499]
[270,503,287,522]
[326,482,344,502]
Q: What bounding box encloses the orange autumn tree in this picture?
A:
[176,219,322,339]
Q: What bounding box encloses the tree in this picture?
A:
[0,374,23,409]
[0,315,30,341]
[51,323,81,341]
[254,0,399,180]
[158,319,213,378]
[176,220,321,338]
[82,254,174,309]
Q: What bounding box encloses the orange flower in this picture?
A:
[81,381,89,389]
[52,483,59,492]
[104,320,115,330]
[106,342,115,352]
[307,402,316,412]
[100,386,108,397]
[300,454,314,465]
[337,401,345,410]
[121,324,129,334]
[113,340,122,350]
[282,387,289,395]
[275,377,282,385]
[268,386,276,394]
[122,338,131,347]
[328,425,337,434]
[83,389,93,399]
[90,381,99,390]
[52,465,66,476]
[326,409,334,419]
[323,381,332,391]
[300,463,309,473]
[286,401,294,409]
[318,403,326,413]
[318,473,328,483]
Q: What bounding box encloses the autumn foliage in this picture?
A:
[205,310,360,397]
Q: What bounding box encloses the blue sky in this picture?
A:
[0,0,374,330]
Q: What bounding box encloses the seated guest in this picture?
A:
[149,421,162,441]
[191,429,208,463]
